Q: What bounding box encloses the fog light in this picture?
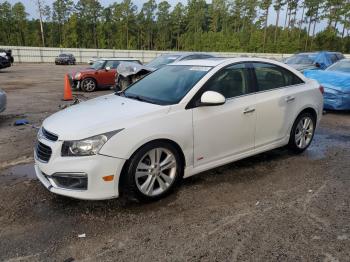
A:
[50,173,88,190]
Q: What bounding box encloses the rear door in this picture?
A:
[192,63,257,167]
[252,62,305,148]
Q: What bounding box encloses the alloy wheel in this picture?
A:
[295,116,314,149]
[83,79,96,92]
[135,147,177,197]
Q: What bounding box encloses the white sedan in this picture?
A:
[34,58,323,201]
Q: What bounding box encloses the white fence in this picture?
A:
[0,45,297,64]
[1,46,349,64]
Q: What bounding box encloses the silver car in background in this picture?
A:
[116,52,215,90]
[0,89,7,113]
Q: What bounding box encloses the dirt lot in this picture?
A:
[0,64,349,262]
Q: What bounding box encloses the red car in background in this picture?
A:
[72,58,142,92]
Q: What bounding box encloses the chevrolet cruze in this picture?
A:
[34,58,323,201]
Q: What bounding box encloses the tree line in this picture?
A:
[1,0,350,53]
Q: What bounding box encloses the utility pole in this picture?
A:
[36,0,45,47]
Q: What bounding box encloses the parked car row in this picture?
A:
[71,58,142,92]
[65,50,349,110]
[69,52,214,92]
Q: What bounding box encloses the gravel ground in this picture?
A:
[0,64,349,262]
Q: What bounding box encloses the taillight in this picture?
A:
[319,85,324,95]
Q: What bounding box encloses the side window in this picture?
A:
[105,60,120,69]
[112,61,120,68]
[253,62,303,91]
[330,54,338,63]
[199,54,213,59]
[203,63,251,99]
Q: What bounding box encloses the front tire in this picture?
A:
[122,141,183,202]
[81,78,97,92]
[288,112,316,153]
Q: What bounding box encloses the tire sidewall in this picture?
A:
[123,141,183,202]
[288,112,316,153]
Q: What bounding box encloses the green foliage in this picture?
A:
[0,0,350,53]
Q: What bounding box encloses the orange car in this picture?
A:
[72,58,142,92]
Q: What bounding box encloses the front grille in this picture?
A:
[42,128,58,141]
[36,141,52,162]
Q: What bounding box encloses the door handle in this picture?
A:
[243,107,255,114]
[285,96,295,102]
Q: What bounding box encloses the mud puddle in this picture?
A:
[0,163,36,185]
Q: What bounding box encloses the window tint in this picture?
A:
[253,63,303,91]
[203,63,251,99]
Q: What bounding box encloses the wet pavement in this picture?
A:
[0,64,349,261]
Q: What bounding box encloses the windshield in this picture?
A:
[59,54,69,57]
[285,53,317,65]
[123,65,211,105]
[146,55,181,69]
[90,60,105,70]
[326,60,350,73]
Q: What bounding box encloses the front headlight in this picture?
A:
[61,130,123,157]
[75,72,81,80]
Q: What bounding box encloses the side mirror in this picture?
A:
[199,91,225,106]
[105,66,111,71]
[315,62,321,68]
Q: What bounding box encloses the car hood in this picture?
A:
[117,62,155,77]
[43,94,169,140]
[304,70,350,94]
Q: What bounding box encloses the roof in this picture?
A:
[296,51,343,55]
[99,57,141,61]
[172,58,229,67]
[172,57,285,67]
[160,52,214,57]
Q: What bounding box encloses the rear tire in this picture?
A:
[288,112,316,154]
[121,141,183,202]
[81,78,97,92]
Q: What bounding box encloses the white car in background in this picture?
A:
[0,89,6,113]
[34,58,323,201]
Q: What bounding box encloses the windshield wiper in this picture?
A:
[124,94,159,104]
[115,90,125,96]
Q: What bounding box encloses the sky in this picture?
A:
[4,0,327,33]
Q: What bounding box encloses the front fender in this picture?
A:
[99,108,193,166]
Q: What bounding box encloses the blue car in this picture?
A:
[304,59,350,110]
[285,51,344,72]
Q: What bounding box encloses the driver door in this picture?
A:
[98,60,119,86]
[192,63,256,168]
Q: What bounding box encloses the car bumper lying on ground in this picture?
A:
[34,137,126,200]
